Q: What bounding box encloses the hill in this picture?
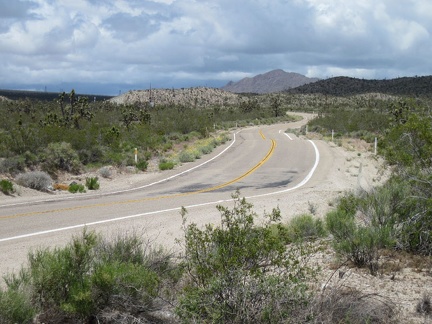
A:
[285,75,432,97]
[109,87,243,107]
[221,69,319,94]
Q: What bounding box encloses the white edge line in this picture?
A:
[0,200,230,243]
[246,139,319,199]
[0,139,320,243]
[284,132,293,140]
[0,131,240,208]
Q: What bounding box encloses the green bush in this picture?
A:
[68,182,86,193]
[85,177,100,190]
[176,192,315,323]
[41,142,81,175]
[136,159,148,171]
[284,214,327,243]
[15,171,52,191]
[77,147,104,165]
[1,229,180,323]
[325,204,394,275]
[26,230,99,318]
[158,160,175,170]
[0,288,36,324]
[198,143,214,154]
[178,150,196,163]
[0,179,14,195]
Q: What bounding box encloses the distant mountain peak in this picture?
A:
[221,69,319,94]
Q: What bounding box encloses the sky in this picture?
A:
[0,0,431,95]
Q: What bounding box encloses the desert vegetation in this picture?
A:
[1,87,432,322]
[0,89,295,187]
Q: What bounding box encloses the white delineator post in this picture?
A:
[374,137,377,155]
[134,148,138,164]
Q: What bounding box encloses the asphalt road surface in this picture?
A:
[0,117,323,279]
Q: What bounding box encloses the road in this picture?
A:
[0,115,325,279]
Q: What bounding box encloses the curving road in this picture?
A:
[0,115,323,279]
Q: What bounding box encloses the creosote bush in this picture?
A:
[176,191,316,323]
[41,141,81,176]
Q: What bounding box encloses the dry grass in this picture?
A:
[53,183,69,191]
[380,250,432,274]
[312,286,398,323]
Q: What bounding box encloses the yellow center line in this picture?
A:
[1,138,276,220]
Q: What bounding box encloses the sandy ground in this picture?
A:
[1,117,431,323]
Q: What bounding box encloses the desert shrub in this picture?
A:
[326,199,394,275]
[357,177,410,228]
[0,288,36,324]
[85,177,100,190]
[284,214,327,243]
[214,132,229,145]
[41,142,81,175]
[98,166,112,178]
[159,159,175,170]
[1,230,180,323]
[68,182,86,193]
[0,156,26,175]
[178,150,196,163]
[136,159,148,171]
[15,171,52,191]
[176,192,315,323]
[198,143,214,154]
[381,113,432,170]
[0,179,14,195]
[161,142,173,152]
[101,151,124,166]
[329,176,432,267]
[77,147,104,165]
[26,230,99,319]
[94,231,181,287]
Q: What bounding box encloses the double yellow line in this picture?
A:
[1,133,276,220]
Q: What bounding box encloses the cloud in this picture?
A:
[0,0,431,94]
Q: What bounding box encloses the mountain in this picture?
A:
[285,75,432,97]
[221,69,319,94]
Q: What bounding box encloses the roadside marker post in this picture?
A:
[374,138,377,155]
[134,148,138,164]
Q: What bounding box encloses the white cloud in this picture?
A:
[0,0,431,94]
